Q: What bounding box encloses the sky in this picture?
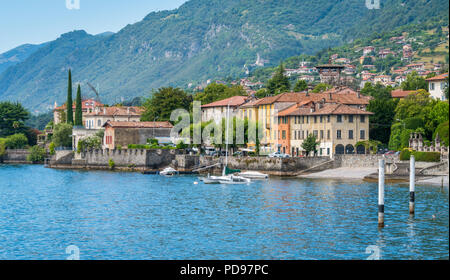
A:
[0,0,187,53]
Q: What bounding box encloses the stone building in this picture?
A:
[103,121,173,149]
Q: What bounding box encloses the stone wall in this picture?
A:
[74,148,182,168]
[334,154,399,168]
[195,156,332,176]
[3,149,31,163]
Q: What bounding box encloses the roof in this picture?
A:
[425,73,448,81]
[201,96,249,108]
[279,103,373,117]
[255,87,371,106]
[103,121,173,129]
[391,89,417,98]
[316,64,345,69]
[85,106,143,117]
[54,99,103,111]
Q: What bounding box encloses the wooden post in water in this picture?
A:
[409,155,415,215]
[378,159,385,228]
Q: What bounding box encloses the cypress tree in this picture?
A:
[66,69,73,124]
[75,84,83,126]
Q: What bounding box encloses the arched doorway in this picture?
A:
[335,144,345,155]
[357,145,366,154]
[345,144,355,154]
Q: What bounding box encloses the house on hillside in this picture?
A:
[426,73,448,101]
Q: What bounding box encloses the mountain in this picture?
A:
[0,43,47,74]
[0,0,448,112]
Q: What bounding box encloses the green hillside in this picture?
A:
[0,0,448,112]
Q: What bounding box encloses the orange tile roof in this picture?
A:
[279,103,373,117]
[425,73,448,81]
[391,89,417,98]
[85,106,143,116]
[201,96,249,108]
[103,121,173,129]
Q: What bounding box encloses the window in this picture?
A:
[430,82,435,91]
[327,148,330,155]
[327,115,331,123]
[360,115,365,123]
[327,130,330,139]
[314,116,317,123]
[98,120,102,127]
[313,130,318,138]
[282,130,286,140]
[349,115,354,123]
[320,130,324,139]
[337,130,342,139]
[360,130,366,140]
[337,115,342,123]
[320,116,323,123]
[349,130,354,139]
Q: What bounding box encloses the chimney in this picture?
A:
[127,107,130,115]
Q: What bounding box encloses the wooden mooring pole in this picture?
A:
[378,159,385,228]
[409,155,415,215]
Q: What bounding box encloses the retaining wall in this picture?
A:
[3,149,31,164]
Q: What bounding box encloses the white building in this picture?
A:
[426,73,448,101]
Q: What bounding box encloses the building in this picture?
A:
[316,64,345,86]
[426,73,448,101]
[83,106,143,130]
[53,99,103,125]
[277,101,373,157]
[103,121,173,150]
[201,96,252,123]
[253,87,371,152]
[374,75,391,86]
[363,46,375,56]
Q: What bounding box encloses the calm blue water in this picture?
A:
[0,164,448,260]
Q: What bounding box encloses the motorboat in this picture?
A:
[160,167,179,176]
[238,171,269,180]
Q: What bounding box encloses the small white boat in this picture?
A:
[238,171,269,180]
[160,167,179,176]
[200,173,251,185]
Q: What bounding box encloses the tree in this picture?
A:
[27,146,46,163]
[74,84,83,126]
[301,134,320,156]
[141,87,192,121]
[0,101,30,138]
[312,83,332,93]
[66,69,74,124]
[293,80,308,92]
[266,62,290,95]
[4,133,28,149]
[363,83,398,144]
[53,123,73,148]
[401,71,427,91]
[194,83,245,105]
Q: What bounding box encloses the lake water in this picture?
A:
[0,164,448,260]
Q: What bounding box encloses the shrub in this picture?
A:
[5,133,28,149]
[53,123,73,148]
[176,141,188,149]
[49,142,56,155]
[77,135,102,153]
[116,145,122,151]
[413,152,440,162]
[108,159,115,170]
[27,145,46,163]
[0,138,6,157]
[147,138,159,145]
[434,121,449,146]
[400,148,412,160]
